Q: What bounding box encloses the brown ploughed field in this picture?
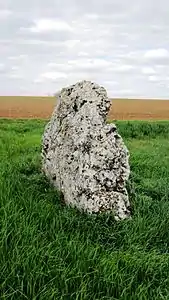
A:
[1,96,169,120]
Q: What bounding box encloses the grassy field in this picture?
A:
[1,119,169,299]
[1,96,169,120]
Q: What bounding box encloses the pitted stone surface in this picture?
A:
[42,80,131,220]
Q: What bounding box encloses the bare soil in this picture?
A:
[1,96,169,120]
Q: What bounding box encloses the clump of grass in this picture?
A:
[114,120,169,139]
[1,119,169,299]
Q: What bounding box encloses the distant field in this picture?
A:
[1,96,169,120]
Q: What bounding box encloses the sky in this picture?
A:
[0,0,169,98]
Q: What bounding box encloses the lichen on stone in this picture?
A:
[42,80,131,220]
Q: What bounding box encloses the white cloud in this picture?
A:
[40,71,68,80]
[148,75,159,82]
[47,62,73,72]
[8,55,28,60]
[144,48,169,59]
[84,14,100,20]
[142,67,156,75]
[103,80,119,90]
[29,19,73,33]
[0,63,4,70]
[18,39,61,47]
[1,0,169,98]
[67,58,111,70]
[47,63,60,68]
[77,51,89,57]
[114,65,135,73]
[113,89,135,96]
[0,9,12,18]
[11,66,19,71]
[63,40,81,48]
[9,74,22,79]
[33,78,44,83]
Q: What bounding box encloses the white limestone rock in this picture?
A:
[42,80,131,220]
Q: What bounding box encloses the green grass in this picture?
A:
[1,119,169,300]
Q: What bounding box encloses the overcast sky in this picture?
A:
[0,0,169,97]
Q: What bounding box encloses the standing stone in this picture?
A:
[42,80,131,220]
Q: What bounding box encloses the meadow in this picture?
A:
[1,118,169,299]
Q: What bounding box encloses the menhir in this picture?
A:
[42,80,131,220]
